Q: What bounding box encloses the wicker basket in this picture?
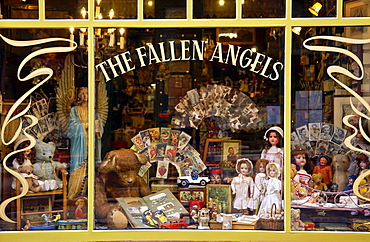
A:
[258,203,284,231]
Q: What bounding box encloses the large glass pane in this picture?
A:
[241,0,285,18]
[45,0,78,19]
[144,0,186,19]
[0,28,89,231]
[93,27,285,230]
[193,0,236,19]
[291,25,370,232]
[292,0,336,18]
[343,0,370,18]
[97,0,137,19]
[1,0,39,19]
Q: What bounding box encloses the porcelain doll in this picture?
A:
[231,158,254,213]
[258,163,282,216]
[312,155,333,189]
[292,148,313,187]
[248,159,268,213]
[260,126,284,168]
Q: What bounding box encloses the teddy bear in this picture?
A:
[310,173,328,191]
[18,165,41,193]
[95,148,152,228]
[291,208,305,231]
[332,154,350,192]
[33,139,67,190]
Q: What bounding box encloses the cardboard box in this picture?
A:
[209,219,258,230]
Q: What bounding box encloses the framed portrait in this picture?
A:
[221,140,241,169]
[202,138,231,164]
[333,96,370,129]
[344,0,370,38]
[206,184,232,213]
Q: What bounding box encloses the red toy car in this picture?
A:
[160,219,188,229]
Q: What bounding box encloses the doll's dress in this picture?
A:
[231,174,254,210]
[248,172,267,210]
[313,165,332,186]
[257,177,282,216]
[294,169,311,187]
[260,147,284,168]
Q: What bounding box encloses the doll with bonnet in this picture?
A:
[231,158,254,213]
[258,163,282,217]
[260,126,284,168]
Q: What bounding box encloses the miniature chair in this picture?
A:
[15,168,68,230]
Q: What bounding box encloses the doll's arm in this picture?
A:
[328,166,333,183]
[250,178,255,197]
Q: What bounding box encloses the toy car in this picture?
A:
[160,219,188,229]
[177,174,210,187]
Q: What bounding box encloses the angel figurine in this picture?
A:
[56,61,108,199]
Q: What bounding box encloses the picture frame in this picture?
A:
[333,96,370,129]
[344,0,370,38]
[221,140,241,169]
[178,188,205,206]
[206,184,232,213]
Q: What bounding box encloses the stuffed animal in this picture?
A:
[332,154,350,192]
[33,140,67,189]
[198,208,210,229]
[291,208,305,231]
[310,173,328,191]
[18,165,41,193]
[95,148,152,228]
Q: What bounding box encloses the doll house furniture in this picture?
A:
[15,168,68,230]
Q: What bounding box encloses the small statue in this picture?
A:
[190,205,200,224]
[198,208,210,230]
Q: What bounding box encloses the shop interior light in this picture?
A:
[292,27,302,35]
[309,2,322,16]
[219,0,225,6]
[148,1,153,7]
[109,9,114,19]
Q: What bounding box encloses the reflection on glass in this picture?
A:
[193,0,235,18]
[98,0,137,19]
[293,0,336,18]
[291,25,370,232]
[241,0,285,18]
[45,0,79,19]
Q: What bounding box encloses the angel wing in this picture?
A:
[97,72,108,127]
[56,54,75,134]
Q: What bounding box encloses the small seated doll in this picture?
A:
[75,197,87,219]
[343,174,357,195]
[313,155,333,189]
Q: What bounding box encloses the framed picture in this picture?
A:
[345,0,370,38]
[178,188,205,206]
[217,28,256,45]
[333,96,370,129]
[221,140,241,169]
[206,184,232,213]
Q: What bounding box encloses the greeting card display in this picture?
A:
[172,84,261,132]
[131,127,206,179]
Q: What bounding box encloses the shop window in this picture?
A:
[343,0,370,18]
[193,0,236,19]
[241,0,285,18]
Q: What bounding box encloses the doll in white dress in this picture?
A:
[292,148,313,188]
[248,159,268,213]
[261,126,284,168]
[231,158,254,213]
[258,163,282,217]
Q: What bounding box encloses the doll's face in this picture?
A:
[268,131,279,146]
[360,161,370,170]
[228,147,234,154]
[258,164,266,173]
[240,163,250,176]
[294,154,306,168]
[268,167,277,177]
[319,157,328,166]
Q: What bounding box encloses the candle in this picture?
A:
[109,29,115,47]
[95,0,101,19]
[81,7,87,19]
[80,28,86,46]
[119,28,125,50]
[109,9,114,19]
[96,28,101,36]
[69,27,75,47]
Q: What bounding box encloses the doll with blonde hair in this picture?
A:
[248,159,268,213]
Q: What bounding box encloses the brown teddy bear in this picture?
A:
[310,173,328,191]
[18,165,41,193]
[95,148,152,228]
